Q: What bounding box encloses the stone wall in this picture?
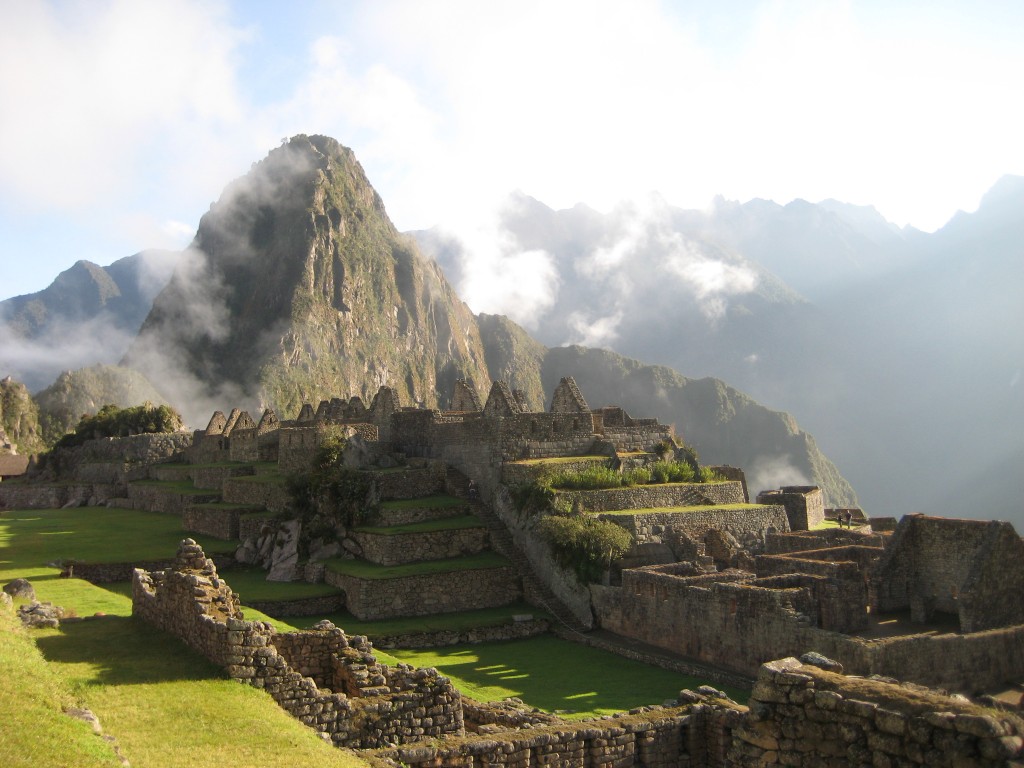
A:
[873,515,1024,632]
[730,656,1024,767]
[222,476,291,513]
[371,617,550,650]
[596,503,789,553]
[492,486,595,629]
[183,504,237,540]
[351,526,490,566]
[591,561,1024,693]
[243,593,346,617]
[126,484,220,514]
[371,462,447,500]
[567,481,747,513]
[372,701,744,768]
[132,539,464,749]
[325,564,521,620]
[756,485,825,531]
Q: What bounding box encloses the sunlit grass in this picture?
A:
[0,507,235,572]
[389,635,749,718]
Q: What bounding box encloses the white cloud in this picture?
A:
[0,0,246,213]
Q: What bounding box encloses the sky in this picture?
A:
[1,0,1023,299]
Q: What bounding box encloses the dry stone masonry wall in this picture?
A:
[132,539,464,749]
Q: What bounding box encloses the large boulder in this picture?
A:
[3,578,35,600]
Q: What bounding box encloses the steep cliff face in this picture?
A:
[0,377,45,455]
[126,135,490,419]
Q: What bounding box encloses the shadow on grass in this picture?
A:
[390,635,749,716]
[35,616,227,687]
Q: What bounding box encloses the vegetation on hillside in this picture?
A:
[0,375,46,455]
[53,403,184,449]
[537,513,633,583]
[35,364,171,444]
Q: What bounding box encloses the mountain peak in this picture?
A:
[124,135,491,423]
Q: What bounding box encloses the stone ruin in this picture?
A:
[131,540,1024,766]
[592,513,1024,696]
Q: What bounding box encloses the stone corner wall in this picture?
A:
[730,655,1024,767]
[132,539,465,749]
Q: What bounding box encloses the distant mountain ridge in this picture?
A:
[0,250,179,390]
[416,176,1024,522]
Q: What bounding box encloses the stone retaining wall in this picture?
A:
[372,703,743,768]
[597,503,789,552]
[372,617,550,650]
[731,656,1024,767]
[325,565,521,620]
[373,500,471,526]
[126,484,220,515]
[564,480,746,513]
[243,593,346,617]
[190,464,255,489]
[350,526,490,566]
[183,505,241,540]
[222,477,291,512]
[371,463,447,500]
[132,539,464,749]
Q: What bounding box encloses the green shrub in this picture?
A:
[538,514,633,583]
[286,436,375,534]
[53,403,184,449]
[548,465,624,490]
[700,467,726,482]
[623,466,651,485]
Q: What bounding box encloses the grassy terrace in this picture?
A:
[505,455,609,467]
[597,502,764,515]
[353,514,483,535]
[129,479,220,495]
[390,636,750,717]
[287,602,549,636]
[378,494,465,511]
[324,551,510,579]
[230,470,286,485]
[0,509,367,767]
[0,507,237,566]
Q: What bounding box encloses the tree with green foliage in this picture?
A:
[537,513,633,583]
[286,433,376,538]
[53,403,184,449]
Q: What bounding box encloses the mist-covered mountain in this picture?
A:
[418,179,1024,523]
[123,135,494,422]
[0,135,860,504]
[0,250,179,390]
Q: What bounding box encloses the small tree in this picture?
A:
[538,514,633,583]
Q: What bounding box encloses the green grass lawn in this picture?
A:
[378,494,465,511]
[129,479,218,494]
[286,602,549,637]
[215,565,342,602]
[0,507,236,569]
[353,514,483,535]
[389,635,749,718]
[324,551,510,580]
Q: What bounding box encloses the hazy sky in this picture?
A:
[1,0,1023,298]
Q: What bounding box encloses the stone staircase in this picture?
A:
[446,467,592,634]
